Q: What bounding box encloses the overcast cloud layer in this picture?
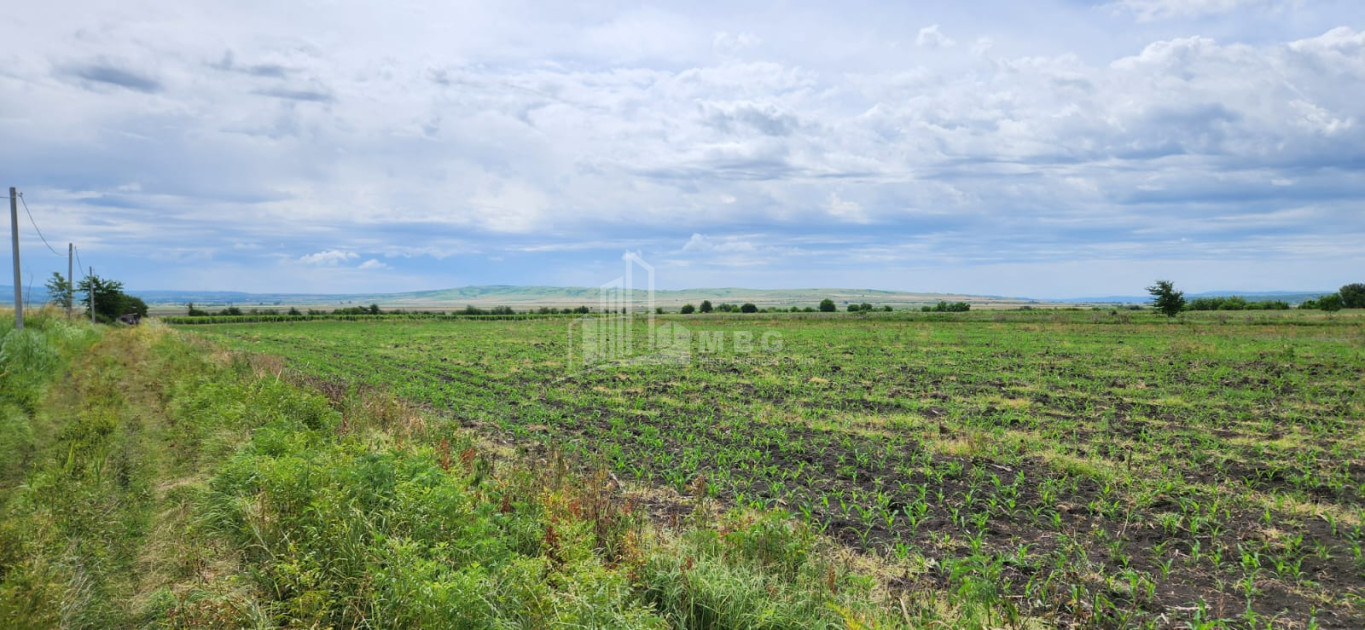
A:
[2,0,1362,297]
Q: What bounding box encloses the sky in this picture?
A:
[1,0,1363,299]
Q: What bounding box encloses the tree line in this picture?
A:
[1147,281,1364,317]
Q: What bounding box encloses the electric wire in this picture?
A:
[17,192,62,256]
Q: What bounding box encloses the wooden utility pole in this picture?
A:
[89,266,95,323]
[9,187,21,330]
[67,244,74,318]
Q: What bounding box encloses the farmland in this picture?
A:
[1,311,926,628]
[183,309,1365,627]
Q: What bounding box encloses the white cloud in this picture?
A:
[825,193,868,223]
[681,233,757,253]
[299,250,359,266]
[358,258,389,270]
[713,31,761,55]
[916,25,956,49]
[2,2,1362,295]
[1111,0,1287,22]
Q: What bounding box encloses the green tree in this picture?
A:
[1340,283,1365,309]
[1146,280,1185,318]
[699,300,713,313]
[818,298,836,312]
[1318,293,1344,312]
[44,272,72,310]
[740,303,757,313]
[368,303,381,315]
[680,304,696,314]
[76,274,146,322]
[124,296,148,318]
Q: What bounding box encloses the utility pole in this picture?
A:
[10,187,21,330]
[67,244,74,318]
[89,267,96,324]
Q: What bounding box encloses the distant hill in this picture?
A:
[0,285,1335,312]
[1,284,1029,311]
[1056,290,1333,305]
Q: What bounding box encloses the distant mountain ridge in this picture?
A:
[1054,290,1333,304]
[0,285,1335,309]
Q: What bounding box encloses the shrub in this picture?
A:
[680,304,696,314]
[924,301,970,313]
[699,300,713,313]
[740,303,757,313]
[1318,293,1344,312]
[1341,283,1365,308]
[818,299,836,313]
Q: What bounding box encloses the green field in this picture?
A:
[181,309,1365,627]
[3,311,938,629]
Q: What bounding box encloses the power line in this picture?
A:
[74,246,88,279]
[17,192,61,257]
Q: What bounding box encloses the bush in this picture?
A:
[680,304,696,315]
[818,299,835,313]
[924,301,970,313]
[76,274,146,322]
[740,303,757,313]
[1318,293,1344,312]
[699,300,713,313]
[1341,283,1365,308]
[1186,296,1292,311]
